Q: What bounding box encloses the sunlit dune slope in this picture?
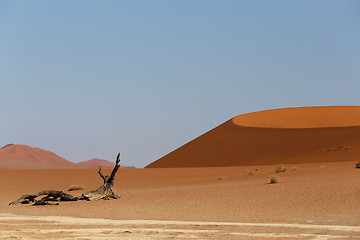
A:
[233,106,360,128]
[0,144,77,169]
[147,106,360,168]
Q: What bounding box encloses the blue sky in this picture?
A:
[1,1,359,167]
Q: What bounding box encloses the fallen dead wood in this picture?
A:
[9,190,78,205]
[9,153,121,206]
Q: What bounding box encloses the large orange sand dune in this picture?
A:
[147,106,360,168]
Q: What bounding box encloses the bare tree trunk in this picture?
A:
[80,152,121,201]
[9,153,121,205]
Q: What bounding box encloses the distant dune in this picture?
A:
[77,158,135,169]
[0,144,77,169]
[77,158,116,169]
[147,106,360,168]
[0,144,135,169]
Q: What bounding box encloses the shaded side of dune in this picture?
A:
[147,120,360,168]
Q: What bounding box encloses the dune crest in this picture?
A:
[233,106,360,129]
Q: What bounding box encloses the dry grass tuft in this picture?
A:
[68,184,85,191]
[247,170,255,175]
[270,175,279,184]
[320,165,327,170]
[275,164,287,173]
[290,166,298,171]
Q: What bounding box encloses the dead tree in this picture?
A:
[9,153,121,205]
[80,153,121,201]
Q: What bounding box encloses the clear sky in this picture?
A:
[1,1,359,167]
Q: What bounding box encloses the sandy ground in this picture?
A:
[0,161,359,239]
[1,214,360,239]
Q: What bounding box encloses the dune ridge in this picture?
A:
[147,106,360,168]
[233,106,360,128]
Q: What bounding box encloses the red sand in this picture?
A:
[0,144,76,169]
[148,106,360,168]
[0,161,359,239]
[1,161,359,224]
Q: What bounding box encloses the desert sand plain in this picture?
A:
[1,106,360,239]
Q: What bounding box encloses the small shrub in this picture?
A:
[275,164,287,173]
[270,175,279,184]
[68,184,85,191]
[290,166,298,171]
[247,170,255,175]
[356,161,360,169]
[255,168,259,171]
